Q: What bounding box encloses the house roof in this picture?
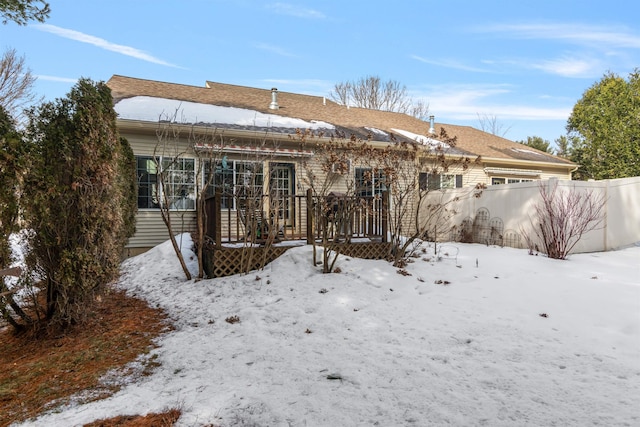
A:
[107,75,574,167]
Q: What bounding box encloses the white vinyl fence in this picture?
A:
[421,176,640,254]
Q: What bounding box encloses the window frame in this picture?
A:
[491,177,534,185]
[135,155,196,211]
[205,158,264,210]
[419,172,462,191]
[355,167,387,197]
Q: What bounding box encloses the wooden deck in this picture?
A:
[201,189,390,277]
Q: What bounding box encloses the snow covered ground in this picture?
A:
[20,236,640,426]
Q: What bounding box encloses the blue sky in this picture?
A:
[2,0,639,145]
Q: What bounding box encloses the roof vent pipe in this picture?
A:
[428,115,435,134]
[269,88,279,110]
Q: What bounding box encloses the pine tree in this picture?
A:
[0,105,31,330]
[567,69,640,180]
[22,78,134,328]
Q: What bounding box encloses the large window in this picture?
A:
[355,168,386,197]
[206,158,264,209]
[419,173,462,191]
[136,156,196,210]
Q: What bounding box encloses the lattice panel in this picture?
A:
[204,241,392,278]
[204,246,291,278]
[326,242,392,260]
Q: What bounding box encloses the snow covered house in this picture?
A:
[106,75,576,255]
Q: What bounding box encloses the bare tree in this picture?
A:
[154,115,194,281]
[329,75,429,120]
[363,128,481,266]
[0,48,40,120]
[190,127,223,279]
[526,180,605,259]
[477,113,511,137]
[232,133,280,275]
[299,129,359,272]
[409,99,430,121]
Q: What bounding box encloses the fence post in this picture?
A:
[214,187,222,247]
[306,188,314,244]
[382,191,388,243]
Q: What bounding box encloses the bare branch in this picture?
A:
[328,75,428,120]
[0,48,40,120]
[527,181,605,259]
[476,113,511,137]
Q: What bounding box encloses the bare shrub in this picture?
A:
[527,180,605,259]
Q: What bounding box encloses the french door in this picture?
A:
[269,163,295,226]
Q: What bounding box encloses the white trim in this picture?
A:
[194,143,313,157]
[484,167,542,177]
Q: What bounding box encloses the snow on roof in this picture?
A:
[390,128,449,148]
[114,96,336,130]
[365,127,388,136]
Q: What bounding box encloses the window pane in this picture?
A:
[163,158,196,210]
[205,160,263,209]
[355,167,386,196]
[419,173,428,191]
[236,162,264,200]
[136,156,159,208]
[428,173,440,191]
[355,168,372,197]
[441,175,454,189]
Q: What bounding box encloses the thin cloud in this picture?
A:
[255,42,296,57]
[266,3,326,19]
[418,84,571,121]
[36,74,78,83]
[411,55,490,73]
[530,56,600,78]
[34,24,182,68]
[476,23,640,49]
[492,55,602,78]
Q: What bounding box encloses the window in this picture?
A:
[135,156,196,210]
[162,158,196,210]
[136,156,159,208]
[491,177,534,185]
[355,168,386,197]
[419,173,462,190]
[205,158,264,209]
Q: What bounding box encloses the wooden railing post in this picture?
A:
[214,188,222,247]
[306,188,314,244]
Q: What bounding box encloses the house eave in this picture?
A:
[481,156,576,170]
[116,118,414,150]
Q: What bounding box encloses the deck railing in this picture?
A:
[204,189,388,246]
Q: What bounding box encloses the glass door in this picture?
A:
[269,163,295,226]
